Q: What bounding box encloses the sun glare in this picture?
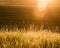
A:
[34,0,54,20]
[37,0,48,9]
[37,0,53,9]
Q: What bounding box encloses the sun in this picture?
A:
[37,0,48,9]
[37,0,54,9]
[33,0,54,20]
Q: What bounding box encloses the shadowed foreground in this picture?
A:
[0,30,60,48]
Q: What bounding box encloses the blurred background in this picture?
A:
[0,0,60,30]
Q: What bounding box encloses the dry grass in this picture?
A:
[0,29,60,48]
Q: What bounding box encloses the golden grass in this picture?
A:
[0,30,60,48]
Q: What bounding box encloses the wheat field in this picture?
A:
[0,28,60,48]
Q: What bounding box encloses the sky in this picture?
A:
[0,0,37,6]
[0,0,60,7]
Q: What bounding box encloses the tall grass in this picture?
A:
[0,28,60,48]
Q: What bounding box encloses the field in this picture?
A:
[0,29,60,48]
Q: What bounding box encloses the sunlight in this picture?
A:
[37,0,53,9]
[34,0,54,20]
[37,0,48,9]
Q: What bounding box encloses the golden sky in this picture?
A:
[0,0,60,7]
[0,0,37,6]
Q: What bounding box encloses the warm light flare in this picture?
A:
[34,0,54,20]
[38,0,48,9]
[37,0,53,9]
